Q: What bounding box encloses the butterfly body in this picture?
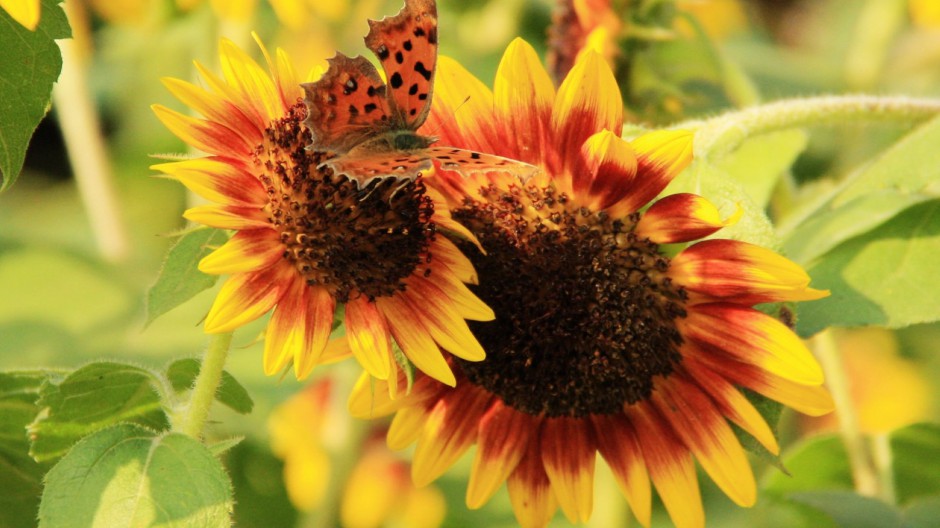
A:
[302,0,538,188]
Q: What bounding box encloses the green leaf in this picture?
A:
[208,436,243,457]
[834,114,940,206]
[39,424,233,528]
[664,159,780,249]
[0,370,53,528]
[226,440,296,528]
[0,0,70,191]
[28,361,168,462]
[788,491,902,528]
[734,390,783,469]
[783,191,932,265]
[891,423,940,504]
[719,129,808,209]
[166,358,254,414]
[764,434,853,497]
[796,200,940,336]
[146,228,228,326]
[902,495,940,528]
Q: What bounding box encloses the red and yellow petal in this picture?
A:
[151,157,266,207]
[344,296,393,381]
[614,130,694,216]
[579,130,638,209]
[161,76,263,147]
[628,404,705,528]
[541,417,596,523]
[591,414,652,527]
[377,296,456,387]
[636,194,738,244]
[412,385,492,486]
[425,56,501,155]
[679,302,824,385]
[292,286,336,379]
[423,264,495,321]
[493,38,556,166]
[670,239,829,304]
[205,263,293,333]
[218,38,284,122]
[507,436,559,528]
[652,375,757,507]
[551,50,623,181]
[263,278,308,375]
[199,228,283,275]
[388,402,433,451]
[183,204,271,230]
[152,104,255,157]
[400,285,485,362]
[467,401,535,508]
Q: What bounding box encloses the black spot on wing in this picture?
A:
[395,51,404,64]
[390,72,403,89]
[418,93,428,100]
[414,27,425,38]
[408,83,419,95]
[403,40,413,51]
[471,152,481,159]
[376,45,389,60]
[428,28,438,45]
[364,103,377,114]
[414,62,432,81]
[343,78,357,95]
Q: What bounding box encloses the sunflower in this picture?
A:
[151,35,493,385]
[348,39,834,528]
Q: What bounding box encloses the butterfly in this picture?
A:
[301,0,538,188]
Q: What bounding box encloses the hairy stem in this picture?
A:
[176,332,233,439]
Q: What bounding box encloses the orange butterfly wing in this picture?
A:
[427,147,540,182]
[365,0,437,130]
[301,54,394,153]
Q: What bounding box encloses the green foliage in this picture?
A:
[0,0,70,191]
[788,491,902,528]
[38,424,233,528]
[891,423,940,504]
[763,434,854,497]
[796,200,940,336]
[903,496,940,528]
[146,228,228,326]
[718,129,808,210]
[226,440,296,528]
[28,362,168,462]
[0,371,52,528]
[167,358,254,415]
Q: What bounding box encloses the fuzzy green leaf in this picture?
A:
[719,129,808,209]
[166,358,253,414]
[38,424,233,528]
[0,0,70,191]
[28,362,168,462]
[763,434,853,497]
[903,496,940,528]
[0,371,52,528]
[797,199,940,336]
[146,228,228,326]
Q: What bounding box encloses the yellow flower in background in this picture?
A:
[547,0,622,82]
[351,39,834,528]
[1,0,40,29]
[806,328,932,434]
[269,378,446,527]
[267,0,348,31]
[152,36,492,383]
[674,0,748,40]
[909,0,940,28]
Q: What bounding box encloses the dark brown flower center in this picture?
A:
[453,182,688,418]
[255,102,435,303]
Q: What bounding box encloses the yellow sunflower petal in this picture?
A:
[617,130,694,215]
[378,297,456,387]
[636,193,735,244]
[541,417,595,523]
[199,229,282,275]
[426,56,500,154]
[580,129,638,209]
[680,303,824,385]
[671,240,829,304]
[161,77,262,146]
[629,404,705,528]
[425,265,495,321]
[467,402,534,509]
[152,104,253,156]
[348,372,400,419]
[183,204,271,230]
[1,0,40,30]
[401,286,485,362]
[263,280,307,375]
[652,376,757,507]
[551,50,623,178]
[507,438,559,528]
[591,414,652,527]
[344,296,392,380]
[293,286,335,379]
[151,158,266,206]
[412,386,491,486]
[218,38,282,122]
[205,264,292,333]
[494,38,555,165]
[388,404,429,451]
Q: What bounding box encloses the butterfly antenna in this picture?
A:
[425,95,471,138]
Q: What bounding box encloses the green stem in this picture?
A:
[176,332,233,439]
[53,0,129,263]
[690,95,940,162]
[812,330,880,497]
[872,432,897,505]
